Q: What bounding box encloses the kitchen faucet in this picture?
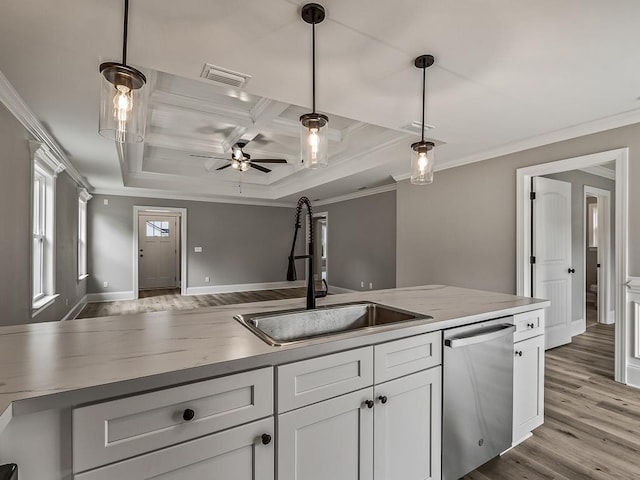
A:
[286,196,328,309]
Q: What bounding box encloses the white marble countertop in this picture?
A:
[0,285,548,430]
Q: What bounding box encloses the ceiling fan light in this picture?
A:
[410,141,435,185]
[300,113,329,169]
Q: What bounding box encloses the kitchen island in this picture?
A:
[0,285,549,479]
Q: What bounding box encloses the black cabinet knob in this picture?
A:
[365,400,374,409]
[568,268,576,274]
[527,323,535,329]
[261,433,272,445]
[515,351,523,357]
[182,408,195,421]
[378,395,388,404]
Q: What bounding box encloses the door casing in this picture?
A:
[516,148,628,383]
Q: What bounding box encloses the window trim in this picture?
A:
[31,143,64,316]
[78,188,92,280]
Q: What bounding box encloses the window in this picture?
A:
[32,144,63,313]
[78,189,91,279]
[146,220,170,237]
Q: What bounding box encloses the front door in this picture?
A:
[138,214,178,290]
[532,176,572,349]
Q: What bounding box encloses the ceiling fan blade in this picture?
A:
[250,163,271,173]
[250,158,288,164]
[216,163,232,171]
[190,154,228,160]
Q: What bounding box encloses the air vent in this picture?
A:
[200,63,251,88]
[401,121,435,135]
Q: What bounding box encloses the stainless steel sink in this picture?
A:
[234,302,432,346]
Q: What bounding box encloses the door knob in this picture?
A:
[568,268,575,274]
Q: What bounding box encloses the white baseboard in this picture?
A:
[186,281,305,296]
[571,318,586,337]
[61,295,88,321]
[604,309,616,325]
[86,291,136,303]
[328,285,358,294]
[625,364,640,389]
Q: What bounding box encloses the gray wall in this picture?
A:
[88,195,296,293]
[0,104,86,325]
[397,121,640,293]
[318,190,396,291]
[543,170,615,322]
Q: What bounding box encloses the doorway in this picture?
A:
[313,213,328,283]
[133,206,188,298]
[516,148,628,383]
[584,186,612,328]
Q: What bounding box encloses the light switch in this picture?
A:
[194,246,203,253]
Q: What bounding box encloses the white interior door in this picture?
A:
[533,177,572,349]
[138,215,178,290]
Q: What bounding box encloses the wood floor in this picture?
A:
[78,292,638,478]
[77,287,311,318]
[467,322,640,480]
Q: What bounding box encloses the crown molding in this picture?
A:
[314,183,397,206]
[0,69,90,189]
[91,187,296,208]
[579,165,616,180]
[393,108,640,181]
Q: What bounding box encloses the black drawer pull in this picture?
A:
[365,400,374,409]
[261,433,272,445]
[378,395,388,404]
[182,408,196,421]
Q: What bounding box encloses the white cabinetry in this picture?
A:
[72,368,274,479]
[277,332,442,480]
[512,310,545,444]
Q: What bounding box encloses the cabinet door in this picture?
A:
[278,388,374,480]
[74,418,274,480]
[513,334,545,443]
[374,368,441,480]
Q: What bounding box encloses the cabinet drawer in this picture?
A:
[513,309,545,342]
[74,417,274,480]
[277,347,373,413]
[73,367,273,473]
[374,331,441,384]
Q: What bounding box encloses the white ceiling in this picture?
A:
[1,0,640,205]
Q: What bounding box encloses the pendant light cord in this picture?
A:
[421,65,426,142]
[122,0,129,65]
[312,21,316,113]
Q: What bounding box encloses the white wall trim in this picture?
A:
[61,295,88,321]
[0,69,90,189]
[314,183,396,206]
[93,187,296,208]
[627,278,640,294]
[626,364,640,390]
[133,206,188,298]
[328,285,358,294]
[579,165,616,180]
[516,147,628,384]
[571,318,586,337]
[186,280,305,296]
[86,291,136,303]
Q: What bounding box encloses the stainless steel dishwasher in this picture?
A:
[442,317,515,480]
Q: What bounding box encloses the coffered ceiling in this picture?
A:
[1,1,640,205]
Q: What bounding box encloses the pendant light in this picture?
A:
[411,54,436,185]
[98,0,147,144]
[299,3,329,169]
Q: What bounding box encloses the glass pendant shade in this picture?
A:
[410,141,435,185]
[99,63,147,144]
[300,113,329,169]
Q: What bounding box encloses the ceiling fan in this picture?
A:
[190,141,288,173]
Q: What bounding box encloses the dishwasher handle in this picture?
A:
[444,324,515,348]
